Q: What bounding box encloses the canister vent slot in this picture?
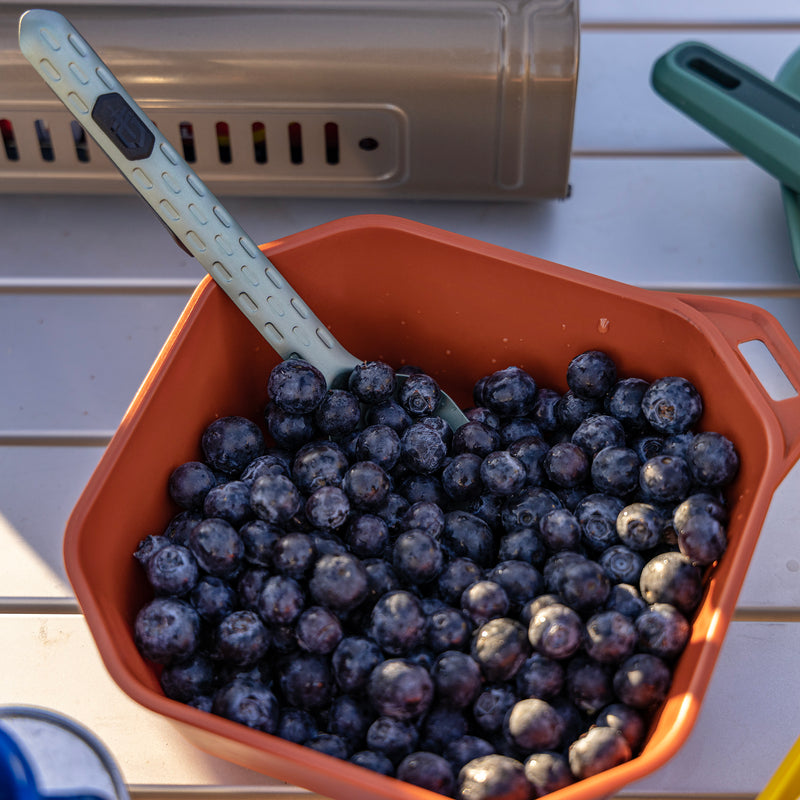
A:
[1,118,18,160]
[34,119,54,161]
[288,121,303,164]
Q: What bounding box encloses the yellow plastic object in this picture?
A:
[757,735,800,800]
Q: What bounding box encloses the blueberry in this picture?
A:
[482,366,538,417]
[635,603,690,659]
[397,751,455,795]
[442,510,495,566]
[676,510,727,566]
[572,414,626,458]
[345,513,389,558]
[598,545,644,585]
[215,609,271,666]
[268,359,327,414]
[367,659,434,721]
[604,377,650,432]
[612,653,672,709]
[461,581,510,627]
[305,733,350,759]
[432,651,484,709]
[279,653,334,710]
[278,708,318,743]
[445,736,495,772]
[188,518,244,578]
[641,376,703,435]
[498,528,547,567]
[401,422,448,474]
[348,361,396,403]
[249,473,302,525]
[532,388,562,433]
[538,508,581,552]
[428,607,472,653]
[505,698,565,751]
[574,493,625,552]
[616,502,663,551]
[399,373,441,417]
[527,603,582,660]
[366,716,419,763]
[401,500,446,539]
[314,389,362,438]
[369,590,427,655]
[543,551,587,594]
[355,424,402,471]
[191,575,237,624]
[365,399,412,434]
[687,431,739,486]
[310,553,369,612]
[604,583,647,619]
[420,705,470,753]
[567,350,617,399]
[212,677,279,732]
[351,749,396,776]
[342,461,391,509]
[296,605,344,654]
[558,557,610,616]
[523,751,574,797]
[457,755,530,800]
[399,473,447,506]
[583,610,636,665]
[501,486,562,534]
[393,529,445,585]
[480,451,528,496]
[639,551,703,614]
[543,442,589,488]
[332,636,384,693]
[472,684,517,734]
[236,567,270,612]
[568,725,632,779]
[639,455,692,503]
[264,402,317,450]
[594,702,647,751]
[328,694,374,748]
[442,453,484,502]
[362,558,402,608]
[160,653,216,703]
[471,618,530,681]
[305,485,351,529]
[169,461,218,509]
[145,543,199,596]
[134,597,200,664]
[466,406,502,430]
[374,492,411,532]
[632,434,665,463]
[591,446,640,497]
[437,557,484,605]
[452,421,502,458]
[507,436,549,485]
[237,520,279,568]
[556,390,602,431]
[673,492,728,533]
[203,480,253,527]
[500,418,543,448]
[291,440,349,493]
[515,653,564,700]
[135,533,171,566]
[486,561,543,610]
[257,575,305,626]
[521,594,563,626]
[201,416,266,476]
[269,532,314,577]
[240,453,290,484]
[661,431,696,460]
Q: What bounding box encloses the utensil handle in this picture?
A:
[652,41,800,194]
[18,8,359,387]
[678,293,800,473]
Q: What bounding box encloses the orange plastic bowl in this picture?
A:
[64,215,800,800]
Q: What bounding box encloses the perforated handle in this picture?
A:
[678,293,800,473]
[18,9,360,387]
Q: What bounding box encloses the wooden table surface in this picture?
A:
[2,2,800,799]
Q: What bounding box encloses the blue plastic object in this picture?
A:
[0,726,104,800]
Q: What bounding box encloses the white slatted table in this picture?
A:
[2,3,800,799]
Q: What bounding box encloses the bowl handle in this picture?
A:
[677,293,800,474]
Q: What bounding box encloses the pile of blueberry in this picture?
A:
[132,351,739,800]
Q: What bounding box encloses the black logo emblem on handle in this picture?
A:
[91,92,155,160]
